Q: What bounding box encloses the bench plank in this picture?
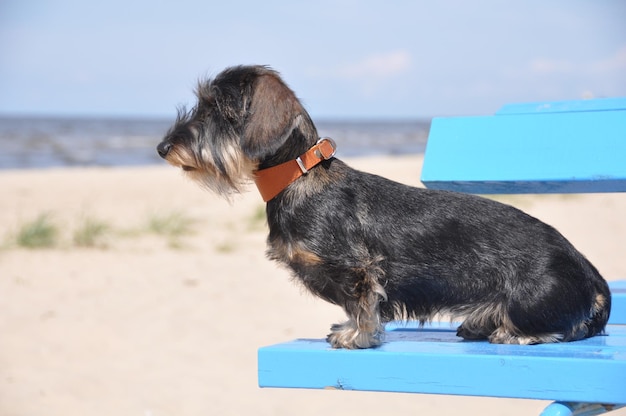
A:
[259,282,626,404]
[421,105,626,194]
[258,323,626,403]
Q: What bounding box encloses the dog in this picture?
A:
[157,65,611,349]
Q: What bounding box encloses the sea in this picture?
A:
[0,116,430,170]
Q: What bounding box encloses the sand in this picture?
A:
[1,155,625,416]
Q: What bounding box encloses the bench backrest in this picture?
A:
[420,97,626,194]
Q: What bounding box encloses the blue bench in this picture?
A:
[258,97,626,415]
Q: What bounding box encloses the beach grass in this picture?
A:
[214,241,236,253]
[247,204,267,231]
[73,217,110,248]
[15,213,59,248]
[146,211,197,248]
[4,209,204,250]
[147,211,196,236]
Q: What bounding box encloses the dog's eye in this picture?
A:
[182,165,197,172]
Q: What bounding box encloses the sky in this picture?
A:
[1,0,625,120]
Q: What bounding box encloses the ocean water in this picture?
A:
[0,116,430,170]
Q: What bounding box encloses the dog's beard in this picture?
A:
[186,141,257,198]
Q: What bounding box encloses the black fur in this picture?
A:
[158,65,611,348]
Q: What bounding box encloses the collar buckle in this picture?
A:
[314,137,337,160]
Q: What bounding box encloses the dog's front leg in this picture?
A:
[326,275,387,349]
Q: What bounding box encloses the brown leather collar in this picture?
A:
[254,137,337,202]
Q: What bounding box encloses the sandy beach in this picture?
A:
[1,155,625,416]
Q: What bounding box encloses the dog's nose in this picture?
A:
[157,141,172,159]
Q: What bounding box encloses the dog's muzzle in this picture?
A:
[157,141,172,159]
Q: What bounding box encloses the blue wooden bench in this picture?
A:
[258,97,626,415]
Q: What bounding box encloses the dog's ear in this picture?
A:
[241,73,303,160]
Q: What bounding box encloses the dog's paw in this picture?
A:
[488,328,563,345]
[326,321,383,349]
[456,323,489,340]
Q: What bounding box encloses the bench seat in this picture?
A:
[259,282,625,402]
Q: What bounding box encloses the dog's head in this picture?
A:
[157,65,317,196]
